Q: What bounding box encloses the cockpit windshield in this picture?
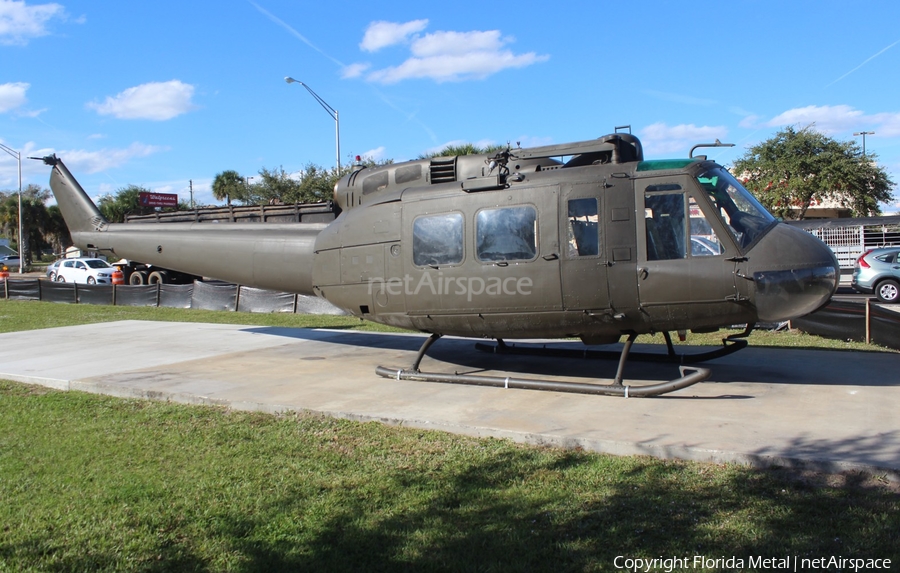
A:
[695,167,775,250]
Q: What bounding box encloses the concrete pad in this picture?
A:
[1,321,898,479]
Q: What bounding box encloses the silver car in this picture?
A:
[0,254,20,270]
[851,247,900,303]
[46,259,62,281]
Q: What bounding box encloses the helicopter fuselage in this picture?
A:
[314,153,837,342]
[44,133,839,346]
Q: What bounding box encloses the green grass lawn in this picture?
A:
[1,300,898,571]
[2,382,898,572]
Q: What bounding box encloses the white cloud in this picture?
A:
[360,19,428,52]
[357,22,548,84]
[0,82,28,113]
[368,50,548,84]
[640,123,728,156]
[87,80,197,121]
[59,142,167,174]
[766,104,900,137]
[0,0,66,45]
[738,114,762,129]
[767,105,862,132]
[358,146,386,162]
[341,62,370,79]
[411,30,504,57]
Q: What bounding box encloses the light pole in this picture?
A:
[285,77,340,172]
[0,143,24,275]
[854,131,874,158]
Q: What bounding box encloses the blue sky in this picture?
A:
[2,0,899,211]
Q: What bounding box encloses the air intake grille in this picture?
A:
[429,157,457,184]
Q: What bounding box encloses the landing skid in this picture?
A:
[474,324,754,365]
[375,332,711,398]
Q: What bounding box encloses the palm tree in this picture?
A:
[212,170,244,205]
[418,143,507,159]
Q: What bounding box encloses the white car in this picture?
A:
[55,258,115,284]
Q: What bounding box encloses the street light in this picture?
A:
[0,143,24,275]
[854,131,875,158]
[285,77,340,172]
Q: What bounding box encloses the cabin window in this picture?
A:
[476,206,537,262]
[362,171,389,195]
[644,191,686,261]
[566,198,600,257]
[395,164,422,185]
[413,213,464,266]
[688,196,724,256]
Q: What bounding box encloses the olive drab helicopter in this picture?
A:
[37,130,839,397]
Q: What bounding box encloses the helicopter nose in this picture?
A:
[748,224,839,322]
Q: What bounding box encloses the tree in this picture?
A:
[732,126,895,220]
[290,163,336,204]
[254,166,303,204]
[45,205,71,255]
[211,170,245,205]
[418,143,507,159]
[98,185,152,223]
[251,158,394,205]
[0,184,54,265]
[98,185,187,223]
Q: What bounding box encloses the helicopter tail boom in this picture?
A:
[42,155,326,295]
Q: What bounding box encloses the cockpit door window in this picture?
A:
[689,196,724,257]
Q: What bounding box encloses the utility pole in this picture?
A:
[854,131,874,158]
[0,143,24,274]
[189,179,194,209]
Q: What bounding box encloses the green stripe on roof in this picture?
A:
[636,159,699,171]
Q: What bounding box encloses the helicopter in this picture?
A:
[38,131,839,397]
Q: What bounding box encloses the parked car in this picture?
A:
[46,259,62,281]
[690,236,723,257]
[0,254,20,270]
[851,247,900,303]
[54,258,115,285]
